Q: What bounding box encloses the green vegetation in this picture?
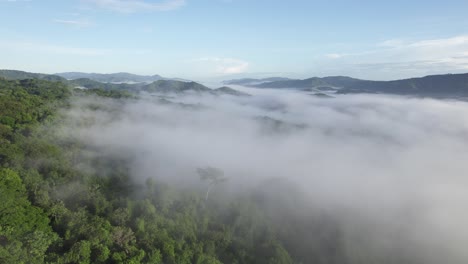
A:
[339,73,468,96]
[0,70,66,82]
[213,87,250,97]
[0,77,297,263]
[0,70,249,97]
[69,78,142,92]
[143,80,212,93]
[228,73,468,97]
[0,76,429,263]
[55,72,165,83]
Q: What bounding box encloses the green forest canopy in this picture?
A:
[0,77,427,264]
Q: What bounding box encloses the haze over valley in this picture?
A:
[1,1,468,263]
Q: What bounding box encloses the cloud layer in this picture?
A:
[322,35,468,79]
[61,88,468,263]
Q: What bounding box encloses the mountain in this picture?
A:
[223,77,292,86]
[70,77,249,96]
[143,80,212,93]
[0,69,246,96]
[251,76,362,89]
[143,81,251,96]
[232,73,468,98]
[0,69,66,82]
[213,86,250,96]
[338,73,468,97]
[56,72,188,83]
[70,78,144,91]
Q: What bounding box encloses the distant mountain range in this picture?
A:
[249,76,361,90]
[3,69,468,98]
[55,72,189,83]
[223,77,292,86]
[0,70,66,82]
[0,70,249,97]
[226,74,468,97]
[337,74,468,96]
[71,78,250,96]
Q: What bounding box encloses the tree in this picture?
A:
[0,169,57,264]
[197,167,227,201]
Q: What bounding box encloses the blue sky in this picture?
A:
[1,0,468,81]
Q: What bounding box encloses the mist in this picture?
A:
[60,87,468,263]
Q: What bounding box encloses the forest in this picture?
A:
[0,77,457,264]
[0,77,339,263]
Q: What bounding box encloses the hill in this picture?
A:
[143,80,211,93]
[71,77,249,96]
[251,76,362,89]
[234,73,468,97]
[0,69,247,96]
[0,69,66,82]
[223,77,292,86]
[213,86,250,96]
[338,73,468,96]
[56,72,188,83]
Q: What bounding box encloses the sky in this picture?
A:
[1,0,468,81]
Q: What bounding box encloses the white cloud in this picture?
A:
[320,35,468,79]
[53,18,92,28]
[62,91,468,263]
[196,57,250,74]
[0,0,32,2]
[84,0,185,13]
[378,39,406,48]
[325,53,343,59]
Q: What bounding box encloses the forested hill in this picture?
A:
[55,72,180,83]
[0,77,440,263]
[223,77,292,86]
[338,73,468,96]
[0,70,248,96]
[227,73,468,97]
[0,78,335,264]
[0,70,66,82]
[252,76,362,89]
[0,78,292,263]
[71,78,250,96]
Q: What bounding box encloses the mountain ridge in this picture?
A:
[227,73,468,97]
[55,72,189,83]
[0,70,248,97]
[223,77,292,86]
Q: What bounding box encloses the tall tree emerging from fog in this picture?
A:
[197,167,227,201]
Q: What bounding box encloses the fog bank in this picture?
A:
[62,88,468,263]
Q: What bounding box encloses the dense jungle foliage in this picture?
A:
[0,77,416,264]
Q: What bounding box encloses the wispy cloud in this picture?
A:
[321,35,468,79]
[197,57,250,74]
[0,0,32,2]
[53,18,92,28]
[325,53,343,59]
[84,0,186,13]
[379,36,468,49]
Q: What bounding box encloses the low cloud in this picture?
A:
[61,88,468,263]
